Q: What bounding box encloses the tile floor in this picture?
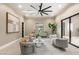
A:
[0,38,79,55]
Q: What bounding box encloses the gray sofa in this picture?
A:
[53,38,68,48]
[20,42,35,55]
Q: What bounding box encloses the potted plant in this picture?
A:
[48,23,57,34]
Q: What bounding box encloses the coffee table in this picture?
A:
[33,37,44,47]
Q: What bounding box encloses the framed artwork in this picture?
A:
[6,12,20,33]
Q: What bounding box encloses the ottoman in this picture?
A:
[53,38,68,48]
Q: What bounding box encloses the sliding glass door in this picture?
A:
[61,13,79,48]
[71,15,79,47]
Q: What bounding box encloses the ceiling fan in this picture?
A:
[30,3,52,16]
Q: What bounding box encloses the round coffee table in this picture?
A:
[33,37,44,47]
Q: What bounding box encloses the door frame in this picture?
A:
[61,13,79,48]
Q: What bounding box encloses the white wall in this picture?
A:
[0,4,24,46]
[56,4,79,37]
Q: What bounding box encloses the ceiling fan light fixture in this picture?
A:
[30,3,52,16]
[18,4,22,8]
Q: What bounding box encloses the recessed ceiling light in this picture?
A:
[18,4,22,8]
[58,4,62,8]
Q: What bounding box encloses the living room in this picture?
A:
[0,3,79,55]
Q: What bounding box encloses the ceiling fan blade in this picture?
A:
[43,10,52,12]
[42,12,48,15]
[40,12,43,16]
[39,3,43,11]
[30,5,38,10]
[42,6,52,11]
[40,3,43,10]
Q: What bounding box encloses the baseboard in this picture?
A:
[0,39,20,50]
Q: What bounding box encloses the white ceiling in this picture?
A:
[5,3,71,17]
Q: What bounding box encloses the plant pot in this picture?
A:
[52,29,56,34]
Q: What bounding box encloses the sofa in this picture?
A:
[20,42,35,55]
[53,38,68,49]
[19,37,36,55]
